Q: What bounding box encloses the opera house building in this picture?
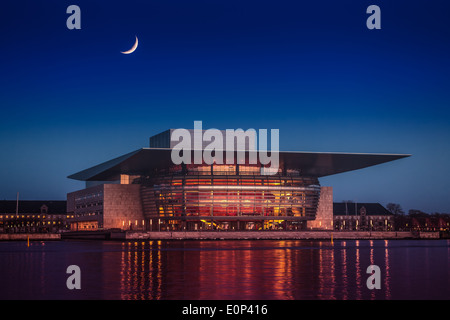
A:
[66,129,408,232]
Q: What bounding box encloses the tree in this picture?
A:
[408,209,427,217]
[386,203,404,215]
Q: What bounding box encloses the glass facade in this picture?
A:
[140,164,320,230]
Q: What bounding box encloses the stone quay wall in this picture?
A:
[122,230,428,240]
[0,233,61,241]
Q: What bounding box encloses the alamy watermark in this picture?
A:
[66,4,380,31]
[170,121,280,175]
[66,265,81,290]
[366,264,381,290]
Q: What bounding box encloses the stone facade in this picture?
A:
[307,187,333,230]
[103,184,144,230]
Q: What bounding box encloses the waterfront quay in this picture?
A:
[60,230,441,240]
[0,233,60,241]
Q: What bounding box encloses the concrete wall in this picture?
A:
[103,184,144,230]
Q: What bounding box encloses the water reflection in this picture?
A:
[112,239,399,300]
[341,241,348,299]
[119,241,163,299]
[355,240,362,299]
[0,239,449,299]
[369,240,375,300]
[384,240,391,299]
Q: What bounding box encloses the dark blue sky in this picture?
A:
[1,0,449,213]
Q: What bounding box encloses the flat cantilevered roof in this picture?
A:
[67,148,410,181]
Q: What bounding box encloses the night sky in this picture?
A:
[1,0,449,213]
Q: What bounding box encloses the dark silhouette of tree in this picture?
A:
[408,209,427,217]
[386,203,404,215]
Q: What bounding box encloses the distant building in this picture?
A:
[0,200,69,233]
[394,214,450,232]
[333,202,394,231]
[414,216,450,231]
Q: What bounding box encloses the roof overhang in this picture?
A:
[67,148,410,181]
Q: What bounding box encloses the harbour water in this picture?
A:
[0,239,449,300]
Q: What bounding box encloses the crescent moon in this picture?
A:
[121,36,138,54]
